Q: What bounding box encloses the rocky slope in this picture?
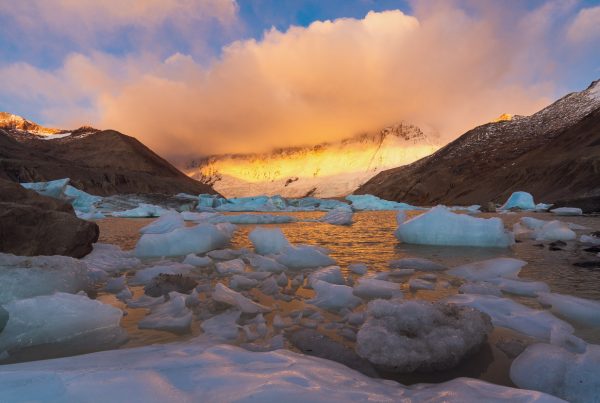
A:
[0,114,215,196]
[356,80,600,211]
[185,123,439,198]
[0,178,99,257]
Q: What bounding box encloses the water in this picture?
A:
[94,210,600,386]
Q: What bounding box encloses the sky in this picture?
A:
[0,0,599,158]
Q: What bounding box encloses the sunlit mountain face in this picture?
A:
[184,123,440,198]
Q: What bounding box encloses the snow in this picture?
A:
[129,263,194,286]
[39,132,72,140]
[274,245,336,269]
[112,203,169,218]
[0,254,90,304]
[320,206,353,225]
[395,206,514,247]
[389,257,446,271]
[212,283,271,314]
[353,278,402,299]
[139,212,184,234]
[356,299,492,372]
[511,343,600,403]
[550,207,583,216]
[448,258,526,281]
[308,280,361,311]
[82,243,140,273]
[537,292,600,326]
[346,194,418,211]
[138,292,193,334]
[0,293,125,360]
[308,266,345,286]
[500,192,536,210]
[0,337,562,402]
[249,227,291,255]
[445,294,575,342]
[135,223,234,258]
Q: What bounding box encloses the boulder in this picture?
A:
[0,179,98,258]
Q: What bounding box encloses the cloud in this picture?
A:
[567,5,600,43]
[1,2,597,159]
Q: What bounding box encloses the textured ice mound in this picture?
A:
[213,283,271,314]
[511,343,600,403]
[0,293,125,360]
[346,194,418,211]
[320,206,353,225]
[135,223,235,258]
[139,211,185,234]
[448,258,526,281]
[500,191,536,210]
[538,292,600,326]
[353,278,403,299]
[395,206,514,247]
[0,254,91,304]
[308,280,361,311]
[0,339,563,402]
[249,227,291,255]
[274,245,336,269]
[112,203,169,218]
[308,266,345,286]
[356,299,492,372]
[513,218,576,241]
[138,292,193,334]
[82,243,141,274]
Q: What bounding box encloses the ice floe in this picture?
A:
[308,266,345,286]
[500,191,536,210]
[112,203,169,218]
[353,278,402,299]
[212,283,271,314]
[82,243,141,274]
[550,207,583,216]
[138,292,193,334]
[448,258,526,281]
[389,257,446,271]
[537,292,600,326]
[320,206,353,225]
[308,280,361,311]
[274,245,336,269]
[139,211,184,234]
[346,194,418,211]
[249,227,291,255]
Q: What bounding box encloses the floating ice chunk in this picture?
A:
[21,178,69,200]
[510,343,600,403]
[448,258,526,281]
[245,254,287,273]
[259,277,279,295]
[229,275,259,291]
[500,192,536,210]
[215,259,246,275]
[395,206,514,247]
[216,195,288,212]
[308,280,361,311]
[276,272,288,287]
[208,248,245,260]
[0,254,91,304]
[135,223,234,258]
[64,185,102,212]
[346,194,418,211]
[104,275,127,293]
[409,278,436,291]
[212,283,270,314]
[580,235,600,245]
[446,294,573,341]
[320,207,353,225]
[210,214,297,224]
[139,211,184,234]
[76,210,105,220]
[181,211,218,221]
[112,203,169,218]
[308,266,345,286]
[182,254,212,267]
[274,246,336,269]
[129,263,194,286]
[200,309,241,340]
[0,339,564,402]
[459,282,502,297]
[550,207,583,216]
[348,263,368,275]
[126,294,164,309]
[521,217,546,229]
[356,299,492,372]
[353,278,402,299]
[0,293,125,359]
[534,203,553,211]
[138,292,192,334]
[249,227,291,255]
[537,292,600,326]
[533,221,576,242]
[488,278,550,297]
[116,287,132,301]
[389,257,446,271]
[82,243,140,273]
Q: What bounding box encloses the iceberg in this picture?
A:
[550,207,583,216]
[249,227,291,255]
[287,197,349,211]
[64,185,102,212]
[0,293,125,360]
[216,195,287,212]
[395,206,514,247]
[346,194,418,211]
[356,299,492,372]
[135,223,235,258]
[138,292,193,334]
[534,221,576,242]
[139,211,185,234]
[307,280,361,311]
[500,191,536,210]
[448,258,526,281]
[21,178,102,212]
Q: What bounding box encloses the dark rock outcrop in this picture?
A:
[0,179,99,257]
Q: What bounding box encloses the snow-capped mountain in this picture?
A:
[184,123,440,198]
[0,112,67,136]
[356,79,600,208]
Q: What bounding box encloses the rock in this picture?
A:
[573,261,600,269]
[480,202,497,213]
[0,179,98,258]
[0,305,8,333]
[144,274,199,298]
[495,337,528,358]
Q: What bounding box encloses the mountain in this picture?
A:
[0,113,215,196]
[355,80,600,210]
[184,123,440,198]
